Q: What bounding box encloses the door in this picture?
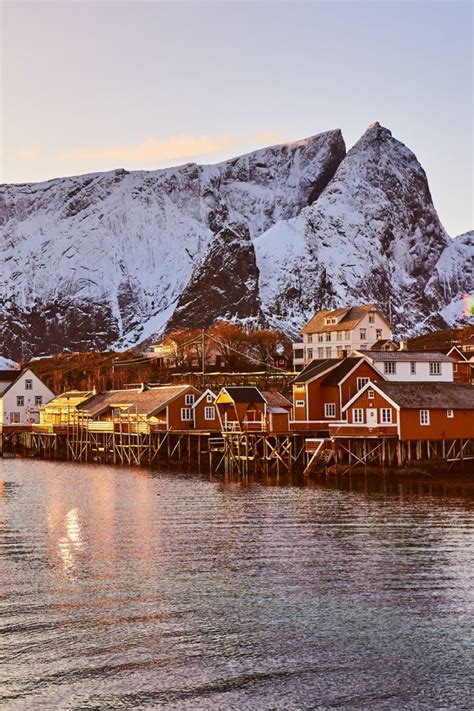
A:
[366,408,377,427]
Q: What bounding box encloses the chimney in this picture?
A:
[139,382,150,392]
[399,340,407,351]
[339,349,348,359]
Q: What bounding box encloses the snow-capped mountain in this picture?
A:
[1,130,344,359]
[0,123,472,359]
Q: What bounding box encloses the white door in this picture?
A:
[366,408,378,426]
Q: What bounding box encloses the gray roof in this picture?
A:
[292,359,341,384]
[377,382,474,409]
[358,350,453,362]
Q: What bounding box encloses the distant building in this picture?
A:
[0,369,55,426]
[354,350,455,382]
[293,305,392,369]
[144,338,225,370]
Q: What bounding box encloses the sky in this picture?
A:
[1,0,472,236]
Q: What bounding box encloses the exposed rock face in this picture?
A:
[0,123,472,359]
[166,222,263,331]
[0,130,345,359]
[254,123,455,336]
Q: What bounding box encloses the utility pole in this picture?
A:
[201,329,205,375]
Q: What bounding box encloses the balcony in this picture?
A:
[329,424,398,438]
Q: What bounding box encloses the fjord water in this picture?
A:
[1,460,473,710]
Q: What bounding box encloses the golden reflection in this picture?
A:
[57,508,83,579]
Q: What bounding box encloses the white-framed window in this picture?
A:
[447,409,454,418]
[360,328,366,340]
[185,394,195,405]
[353,408,363,423]
[420,409,430,426]
[204,406,215,420]
[410,362,416,375]
[357,377,369,390]
[325,347,332,358]
[181,408,193,421]
[369,313,375,324]
[336,332,342,341]
[368,390,375,400]
[318,333,324,342]
[376,328,382,339]
[317,347,324,359]
[25,379,33,390]
[345,331,350,340]
[325,332,331,341]
[295,400,305,408]
[336,346,343,356]
[17,396,24,406]
[307,334,313,343]
[307,348,313,359]
[35,396,42,406]
[429,362,441,376]
[384,362,396,375]
[324,403,336,418]
[380,408,392,424]
[206,394,214,403]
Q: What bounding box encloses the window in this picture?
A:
[181,408,193,421]
[447,409,454,418]
[295,400,305,408]
[420,410,430,426]
[380,408,392,423]
[368,390,375,399]
[16,396,24,407]
[307,348,313,360]
[376,329,382,339]
[336,346,343,356]
[336,331,342,341]
[325,332,331,341]
[429,362,441,376]
[360,328,366,340]
[317,347,324,359]
[384,362,396,375]
[294,349,304,360]
[204,406,215,420]
[35,396,42,406]
[185,394,195,405]
[206,394,214,403]
[324,403,336,418]
[307,334,313,343]
[353,408,363,423]
[325,347,332,358]
[410,362,416,375]
[25,379,33,390]
[345,331,350,340]
[369,313,375,324]
[317,333,324,342]
[357,377,369,390]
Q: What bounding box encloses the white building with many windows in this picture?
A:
[293,305,393,369]
[0,369,55,425]
[354,351,455,382]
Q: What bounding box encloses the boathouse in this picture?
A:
[291,357,382,431]
[215,387,266,431]
[333,381,474,440]
[261,390,292,433]
[192,389,219,430]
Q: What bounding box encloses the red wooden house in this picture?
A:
[192,389,219,430]
[261,390,292,433]
[332,381,474,441]
[215,387,266,431]
[77,384,201,430]
[291,357,383,431]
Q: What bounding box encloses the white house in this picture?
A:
[353,351,455,382]
[0,369,55,426]
[293,304,393,369]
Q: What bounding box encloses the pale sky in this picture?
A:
[1,0,472,236]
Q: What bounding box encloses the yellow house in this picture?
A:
[38,391,95,428]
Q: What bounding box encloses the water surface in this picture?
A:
[1,459,473,709]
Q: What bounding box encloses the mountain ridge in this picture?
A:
[1,124,472,359]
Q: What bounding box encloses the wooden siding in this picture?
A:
[346,388,398,426]
[194,401,219,430]
[399,409,474,440]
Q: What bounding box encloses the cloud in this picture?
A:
[16,148,40,160]
[59,134,238,163]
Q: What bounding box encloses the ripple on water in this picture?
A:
[1,459,473,709]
